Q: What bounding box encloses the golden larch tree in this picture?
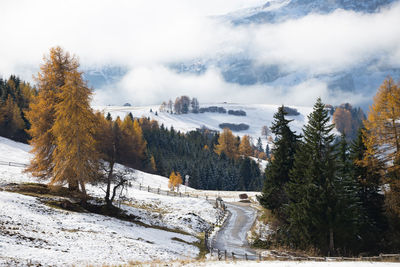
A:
[239,135,253,157]
[363,77,400,218]
[214,128,238,159]
[50,70,99,195]
[26,47,79,187]
[26,46,99,194]
[168,171,183,191]
[363,77,400,178]
[133,119,147,161]
[120,115,147,168]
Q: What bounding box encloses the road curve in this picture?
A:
[212,202,257,257]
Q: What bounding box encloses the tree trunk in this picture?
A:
[68,179,79,191]
[329,227,334,256]
[105,161,115,208]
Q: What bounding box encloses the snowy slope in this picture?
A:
[95,103,313,143]
[0,137,221,265]
[0,191,199,266]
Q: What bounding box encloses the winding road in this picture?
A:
[212,202,257,259]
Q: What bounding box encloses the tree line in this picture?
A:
[258,78,400,255]
[0,75,36,142]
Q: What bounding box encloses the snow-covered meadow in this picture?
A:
[95,103,314,144]
[0,136,221,265]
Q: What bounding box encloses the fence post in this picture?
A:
[245,253,248,260]
[217,249,220,260]
[139,184,141,190]
[167,191,169,196]
[232,252,234,260]
[179,192,182,197]
[225,250,227,260]
[158,188,160,194]
[259,253,261,261]
[147,186,150,192]
[206,196,208,200]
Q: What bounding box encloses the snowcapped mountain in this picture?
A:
[82,65,127,89]
[226,0,398,24]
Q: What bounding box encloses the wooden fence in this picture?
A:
[0,160,28,168]
[207,247,400,262]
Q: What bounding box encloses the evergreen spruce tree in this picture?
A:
[350,128,386,252]
[256,137,264,152]
[239,158,252,190]
[257,106,298,218]
[285,98,337,255]
[334,135,363,251]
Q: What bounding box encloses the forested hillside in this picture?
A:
[142,122,263,191]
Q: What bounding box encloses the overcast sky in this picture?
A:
[1,0,400,107]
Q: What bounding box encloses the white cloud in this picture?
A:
[0,0,399,106]
[248,3,400,73]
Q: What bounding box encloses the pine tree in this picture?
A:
[239,135,253,157]
[334,135,363,251]
[239,158,252,190]
[285,98,337,254]
[350,128,386,252]
[256,137,264,152]
[258,106,298,217]
[0,95,25,139]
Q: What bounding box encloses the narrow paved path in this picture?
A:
[212,202,257,259]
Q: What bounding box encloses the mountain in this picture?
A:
[226,0,398,25]
[82,65,127,89]
[84,0,400,109]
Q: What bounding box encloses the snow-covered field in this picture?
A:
[0,137,222,265]
[95,103,314,143]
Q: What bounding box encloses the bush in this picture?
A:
[199,106,227,114]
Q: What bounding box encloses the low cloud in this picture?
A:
[93,66,371,107]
